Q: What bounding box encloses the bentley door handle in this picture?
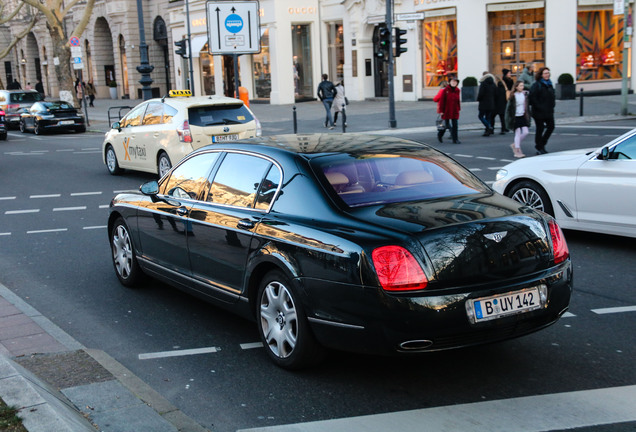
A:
[176,207,188,216]
[237,219,255,230]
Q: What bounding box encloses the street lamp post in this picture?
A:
[136,0,154,100]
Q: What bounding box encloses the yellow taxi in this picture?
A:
[102,90,261,177]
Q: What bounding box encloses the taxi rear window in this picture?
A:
[188,104,254,127]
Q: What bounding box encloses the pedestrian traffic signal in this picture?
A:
[373,24,391,61]
[394,27,407,57]
[174,39,188,58]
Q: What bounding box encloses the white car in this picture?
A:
[102,90,261,177]
[493,128,636,238]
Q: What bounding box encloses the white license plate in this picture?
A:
[59,120,74,125]
[212,134,239,143]
[468,286,544,323]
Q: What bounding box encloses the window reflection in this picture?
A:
[162,152,220,199]
[208,153,272,208]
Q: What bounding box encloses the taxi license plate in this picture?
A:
[468,286,544,323]
[59,120,74,125]
[212,134,239,143]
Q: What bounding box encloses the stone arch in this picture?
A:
[93,17,115,97]
[152,15,170,94]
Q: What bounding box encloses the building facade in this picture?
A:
[3,0,634,104]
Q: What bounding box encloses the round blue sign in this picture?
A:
[225,14,243,34]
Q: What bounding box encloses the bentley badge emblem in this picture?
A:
[484,231,507,243]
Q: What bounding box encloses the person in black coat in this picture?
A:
[493,76,509,134]
[529,67,556,154]
[477,73,497,136]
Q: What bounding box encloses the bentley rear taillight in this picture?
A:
[549,220,569,264]
[372,245,428,292]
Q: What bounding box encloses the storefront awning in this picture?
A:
[190,36,208,58]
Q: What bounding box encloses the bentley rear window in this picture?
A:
[313,154,489,207]
[188,104,254,127]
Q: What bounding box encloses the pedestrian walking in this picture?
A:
[332,80,347,127]
[529,67,556,154]
[493,75,509,134]
[35,79,45,98]
[520,63,535,89]
[25,82,32,90]
[477,72,496,136]
[505,80,531,158]
[7,79,21,90]
[433,80,448,143]
[317,74,336,129]
[86,80,96,107]
[502,68,514,98]
[438,76,461,144]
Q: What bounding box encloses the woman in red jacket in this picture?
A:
[439,76,461,144]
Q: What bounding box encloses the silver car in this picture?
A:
[0,90,45,128]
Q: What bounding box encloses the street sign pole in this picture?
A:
[386,0,397,128]
[234,54,240,98]
[186,0,196,95]
[620,1,630,115]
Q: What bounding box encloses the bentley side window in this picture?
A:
[162,152,220,200]
[207,153,271,208]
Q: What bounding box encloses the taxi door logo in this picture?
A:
[123,138,131,160]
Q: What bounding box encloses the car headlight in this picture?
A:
[495,169,508,182]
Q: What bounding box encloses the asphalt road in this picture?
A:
[1,122,635,432]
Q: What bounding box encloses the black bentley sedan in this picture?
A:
[20,101,86,134]
[108,134,572,369]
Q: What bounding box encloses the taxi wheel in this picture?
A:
[34,120,42,135]
[106,145,122,175]
[110,217,143,287]
[19,120,26,133]
[256,270,325,370]
[157,152,172,178]
[508,180,554,217]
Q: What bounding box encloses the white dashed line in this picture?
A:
[452,154,473,158]
[591,306,636,315]
[240,342,264,350]
[5,209,40,215]
[70,191,102,196]
[53,206,87,212]
[99,205,109,209]
[138,347,218,360]
[26,228,68,234]
[30,194,62,199]
[488,167,502,170]
[0,233,11,236]
[477,156,497,160]
[83,225,107,230]
[56,149,75,152]
[0,196,16,200]
[562,312,576,318]
[73,151,102,154]
[469,168,482,172]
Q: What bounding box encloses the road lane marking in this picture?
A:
[476,156,496,160]
[70,191,102,196]
[557,124,635,130]
[26,228,68,234]
[138,347,218,360]
[0,233,10,236]
[5,209,39,215]
[0,196,16,200]
[83,226,107,230]
[73,151,102,154]
[452,154,473,158]
[240,342,264,350]
[30,194,62,199]
[56,149,74,152]
[99,205,109,209]
[53,206,87,212]
[562,312,576,317]
[236,385,636,432]
[592,305,636,315]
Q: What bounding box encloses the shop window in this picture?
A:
[253,28,270,99]
[328,23,344,83]
[422,16,457,88]
[489,8,545,80]
[200,44,216,95]
[292,24,313,100]
[577,8,630,81]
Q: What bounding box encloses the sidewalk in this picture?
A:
[1,92,635,432]
[82,92,636,137]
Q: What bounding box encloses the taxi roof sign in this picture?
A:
[169,89,192,97]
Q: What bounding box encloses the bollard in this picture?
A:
[579,88,584,116]
[293,105,297,134]
[341,104,347,133]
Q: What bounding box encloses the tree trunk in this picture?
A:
[51,30,79,107]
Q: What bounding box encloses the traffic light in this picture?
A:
[374,24,391,61]
[174,39,188,58]
[394,27,407,57]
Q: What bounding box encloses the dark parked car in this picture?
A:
[0,89,44,128]
[20,101,86,134]
[108,134,573,369]
[0,110,6,140]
